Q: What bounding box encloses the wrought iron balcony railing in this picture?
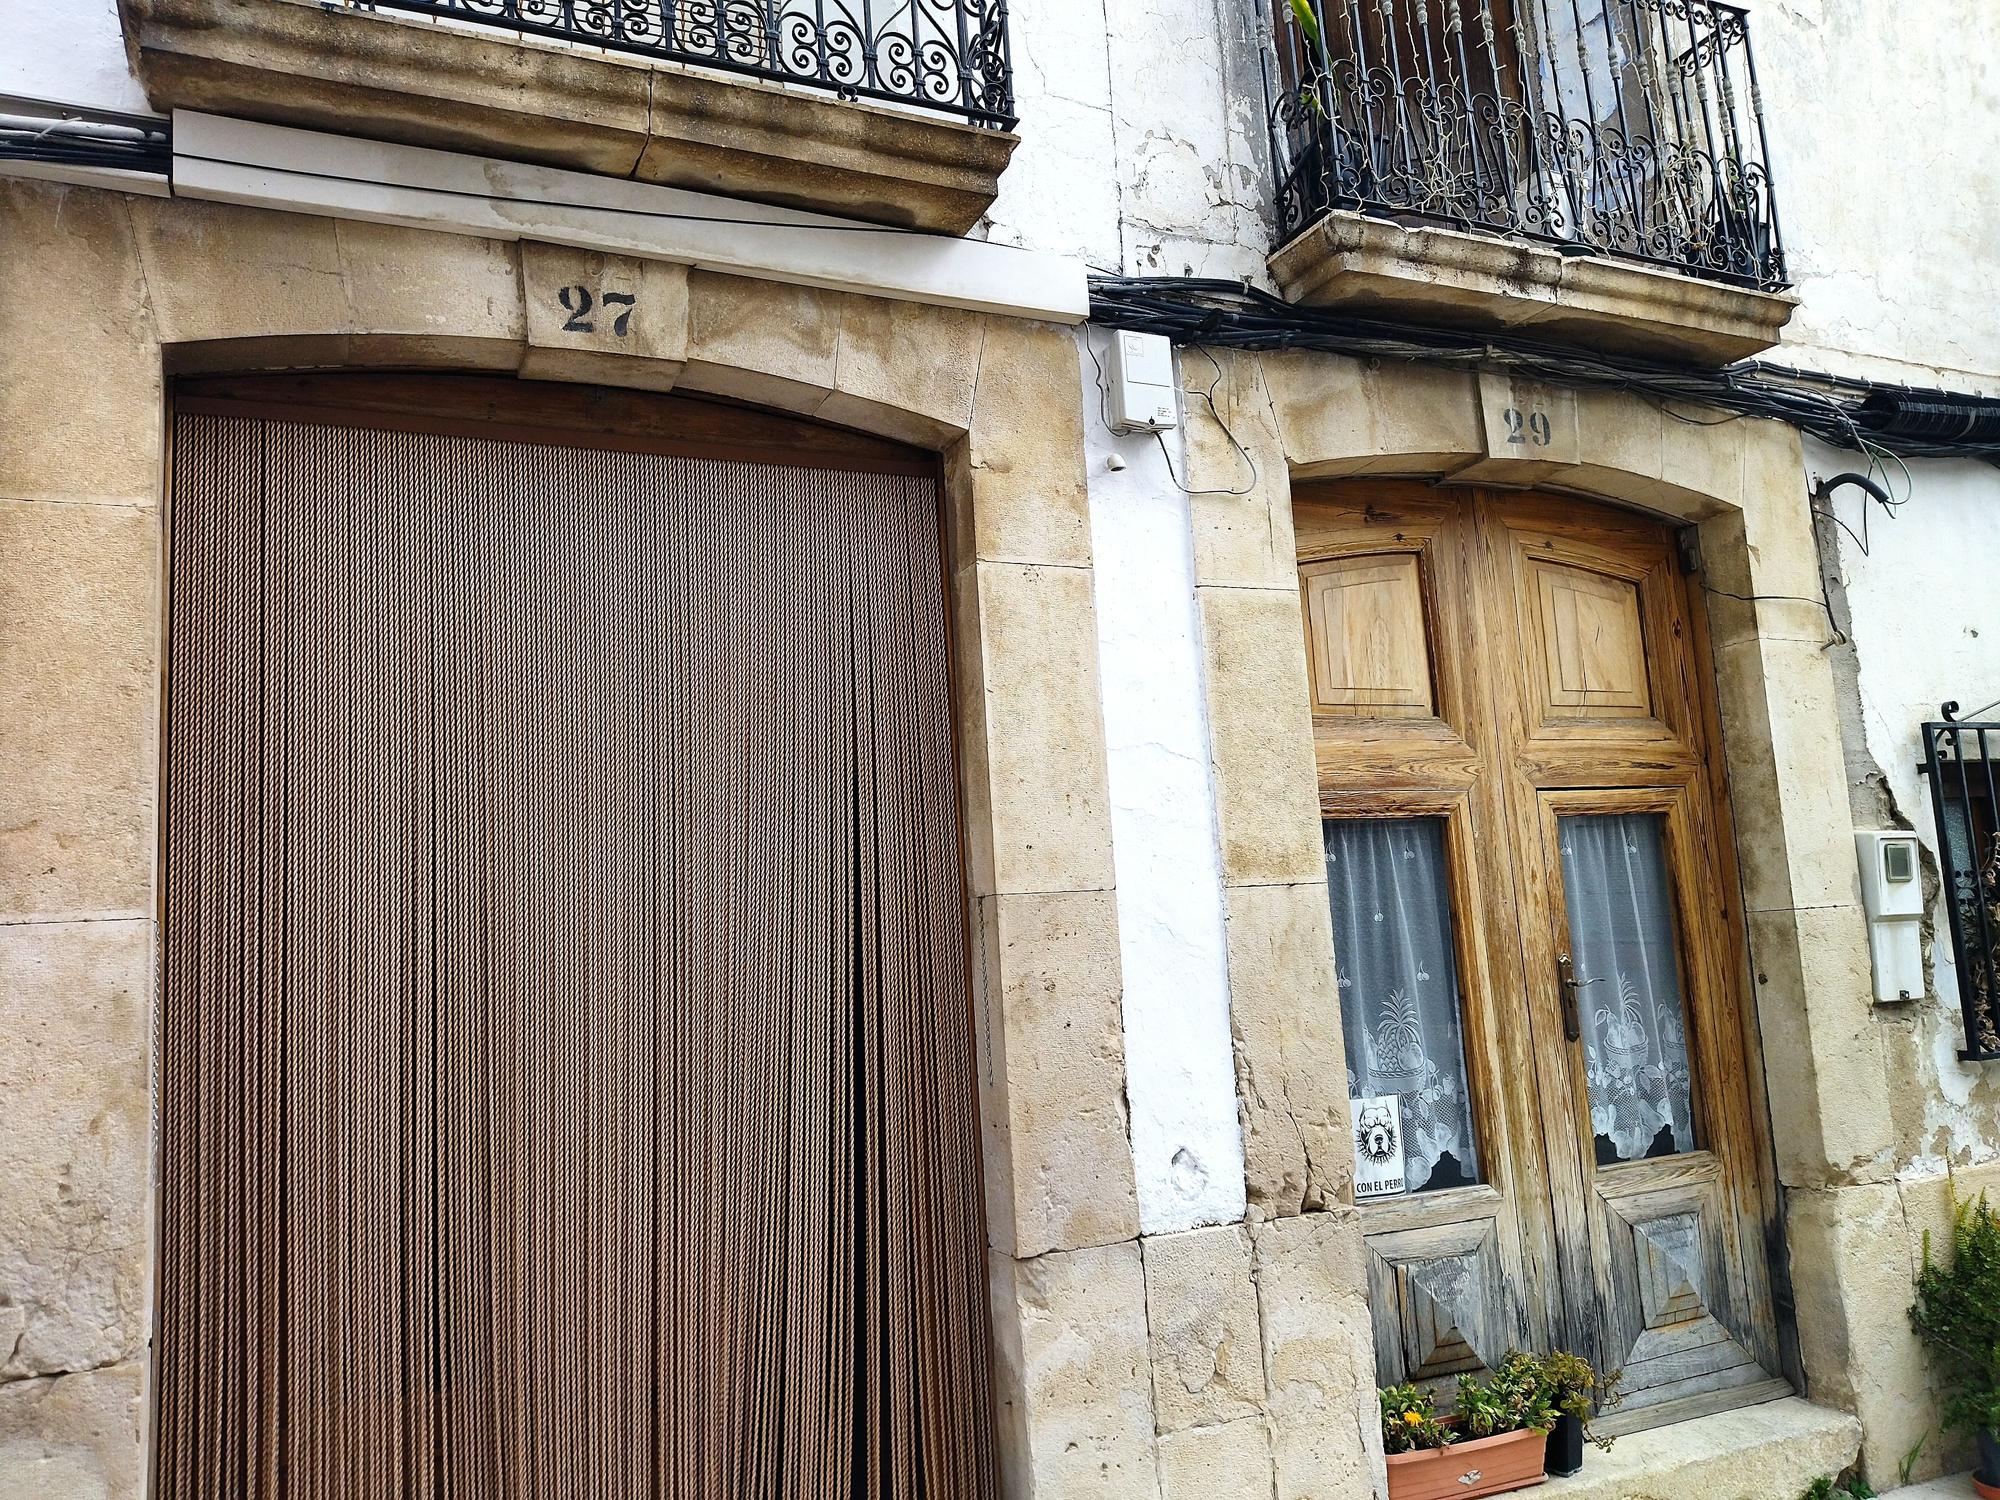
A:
[1923,710,2000,1062]
[336,0,1016,129]
[1264,0,1787,290]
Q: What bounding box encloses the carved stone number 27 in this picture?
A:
[559,284,637,337]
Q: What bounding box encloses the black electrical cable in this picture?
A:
[1088,276,2000,466]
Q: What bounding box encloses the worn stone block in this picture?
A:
[957,320,1093,568]
[1746,904,1895,1187]
[1712,633,1865,915]
[1157,1416,1274,1500]
[0,1360,147,1500]
[1198,585,1323,887]
[1250,1211,1383,1500]
[1185,352,1296,590]
[989,1242,1162,1500]
[1785,1184,1936,1485]
[520,241,689,391]
[1224,881,1352,1216]
[1142,1225,1265,1432]
[819,295,984,448]
[0,921,152,1387]
[975,891,1140,1259]
[1261,349,1373,479]
[1661,400,1747,512]
[0,500,159,922]
[336,219,526,350]
[956,561,1117,897]
[0,183,161,509]
[131,194,348,347]
[679,270,841,416]
[1737,419,1822,603]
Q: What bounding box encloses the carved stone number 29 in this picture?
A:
[558,284,637,337]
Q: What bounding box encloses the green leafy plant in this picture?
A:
[1456,1351,1556,1440]
[1910,1189,2000,1436]
[1800,1476,1875,1500]
[1536,1349,1622,1453]
[1380,1383,1453,1456]
[1380,1351,1618,1458]
[1287,0,1323,51]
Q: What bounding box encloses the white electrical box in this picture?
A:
[1855,830,1925,1004]
[1107,330,1180,434]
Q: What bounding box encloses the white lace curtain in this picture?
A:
[1324,818,1480,1194]
[1558,813,1697,1164]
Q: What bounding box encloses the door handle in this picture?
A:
[1556,953,1597,1043]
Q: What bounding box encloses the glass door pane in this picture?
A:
[1556,812,1697,1165]
[1324,818,1480,1195]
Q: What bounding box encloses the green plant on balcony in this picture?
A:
[1911,1189,2000,1494]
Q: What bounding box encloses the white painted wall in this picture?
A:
[0,0,151,114]
[1753,1,2000,1174]
[1811,437,2000,1171]
[1747,0,2000,389]
[982,0,1273,279]
[1078,330,1247,1234]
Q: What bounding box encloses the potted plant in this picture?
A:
[1381,1354,1554,1500]
[1910,1190,2000,1498]
[1535,1350,1620,1478]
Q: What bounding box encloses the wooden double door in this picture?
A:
[1299,482,1788,1431]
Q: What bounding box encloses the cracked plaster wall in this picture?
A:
[1750,0,2000,390]
[1809,436,2000,1180]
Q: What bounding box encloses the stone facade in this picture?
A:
[5,0,1998,1495]
[0,180,1386,1498]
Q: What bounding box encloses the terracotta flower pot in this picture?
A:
[1386,1426,1549,1500]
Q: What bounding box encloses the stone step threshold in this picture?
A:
[1883,1477,1980,1498]
[1539,1396,1859,1500]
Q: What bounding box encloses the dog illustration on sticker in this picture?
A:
[1355,1101,1399,1166]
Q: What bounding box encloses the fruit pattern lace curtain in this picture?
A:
[1556,812,1697,1165]
[157,411,993,1499]
[1323,816,1481,1194]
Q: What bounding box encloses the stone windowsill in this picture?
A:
[116,0,1019,235]
[1538,1396,1860,1500]
[1269,209,1799,366]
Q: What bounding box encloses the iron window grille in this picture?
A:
[331,0,1016,129]
[1921,709,2000,1062]
[1263,0,1788,291]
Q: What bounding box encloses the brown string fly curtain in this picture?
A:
[159,397,993,1499]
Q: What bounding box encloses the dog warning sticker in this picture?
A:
[1350,1095,1407,1200]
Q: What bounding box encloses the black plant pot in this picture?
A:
[1977,1426,2000,1486]
[1546,1413,1585,1479]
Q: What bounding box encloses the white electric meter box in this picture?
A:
[1107,330,1180,434]
[1855,830,1925,1004]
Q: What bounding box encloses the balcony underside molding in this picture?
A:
[1271,210,1798,367]
[117,0,1019,235]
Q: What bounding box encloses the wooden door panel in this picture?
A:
[1485,499,1699,759]
[1523,759,1783,1416]
[1301,553,1436,718]
[1363,1218,1520,1386]
[1592,1172,1789,1429]
[1297,485,1556,1395]
[1528,559,1652,718]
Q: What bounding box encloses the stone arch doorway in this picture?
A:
[153,372,996,1498]
[1297,478,1788,1432]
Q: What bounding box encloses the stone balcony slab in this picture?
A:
[1270,210,1798,366]
[118,0,1018,234]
